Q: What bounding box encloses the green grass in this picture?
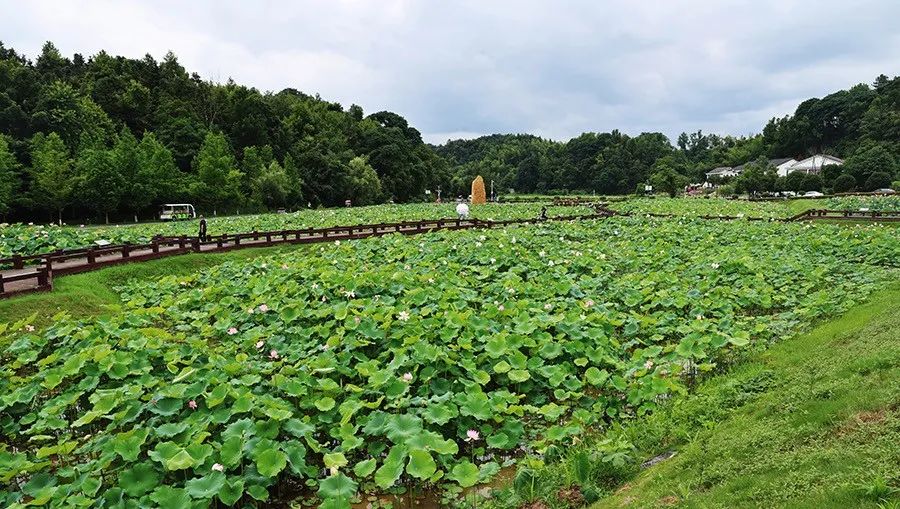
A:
[589,283,900,509]
[0,244,310,328]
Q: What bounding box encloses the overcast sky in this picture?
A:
[2,0,899,144]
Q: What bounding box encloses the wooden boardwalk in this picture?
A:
[0,214,606,298]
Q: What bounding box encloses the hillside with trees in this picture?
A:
[436,75,900,197]
[1,41,898,223]
[0,41,449,222]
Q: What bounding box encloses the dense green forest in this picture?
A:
[0,42,449,222]
[436,76,900,197]
[0,41,898,223]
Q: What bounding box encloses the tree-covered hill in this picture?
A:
[435,75,900,196]
[0,41,449,222]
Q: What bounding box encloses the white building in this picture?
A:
[784,154,844,175]
[770,158,799,177]
[705,166,737,179]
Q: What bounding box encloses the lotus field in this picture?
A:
[606,197,796,218]
[1,214,898,508]
[0,203,589,259]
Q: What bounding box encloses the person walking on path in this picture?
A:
[538,206,548,220]
[198,216,207,242]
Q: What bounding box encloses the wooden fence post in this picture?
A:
[122,242,131,258]
[87,248,96,264]
[37,268,49,288]
[0,274,4,293]
[12,255,23,270]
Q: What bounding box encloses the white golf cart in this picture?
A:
[159,204,197,221]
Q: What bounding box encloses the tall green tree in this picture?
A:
[253,161,290,209]
[649,165,688,197]
[75,146,123,223]
[30,132,74,224]
[0,134,19,217]
[192,132,243,213]
[345,156,382,205]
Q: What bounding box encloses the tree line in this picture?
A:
[0,42,448,223]
[1,41,898,223]
[436,76,900,197]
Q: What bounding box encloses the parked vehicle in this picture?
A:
[159,204,196,221]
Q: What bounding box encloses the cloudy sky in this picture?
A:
[2,0,899,144]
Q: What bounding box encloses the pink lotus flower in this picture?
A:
[584,299,595,308]
[212,463,224,472]
[227,327,239,335]
[644,360,654,370]
[466,429,480,442]
[255,340,265,349]
[258,304,269,313]
[498,305,505,311]
[25,325,35,332]
[188,400,197,409]
[269,349,279,360]
[281,264,289,269]
[402,372,413,382]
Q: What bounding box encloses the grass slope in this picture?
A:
[0,244,309,328]
[592,284,900,509]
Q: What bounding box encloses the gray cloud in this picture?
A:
[2,0,898,144]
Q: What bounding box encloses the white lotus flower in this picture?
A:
[398,311,410,321]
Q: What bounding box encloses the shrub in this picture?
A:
[864,171,892,191]
[832,174,857,193]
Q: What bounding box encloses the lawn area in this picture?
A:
[590,283,900,509]
[0,244,311,328]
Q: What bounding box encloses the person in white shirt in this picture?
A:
[456,202,470,219]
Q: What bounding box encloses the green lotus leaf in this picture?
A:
[406,449,437,479]
[255,447,287,478]
[155,421,190,438]
[118,463,161,497]
[374,445,407,489]
[448,461,479,488]
[218,477,245,506]
[112,428,149,461]
[585,367,609,386]
[185,471,226,499]
[314,397,336,411]
[150,486,192,509]
[323,452,348,469]
[219,436,243,468]
[353,458,377,478]
[317,473,358,500]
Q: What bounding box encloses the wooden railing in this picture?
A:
[792,209,900,222]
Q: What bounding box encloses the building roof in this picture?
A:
[790,154,844,170]
[769,157,796,167]
[705,166,733,176]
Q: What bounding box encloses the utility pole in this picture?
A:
[490,180,495,202]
